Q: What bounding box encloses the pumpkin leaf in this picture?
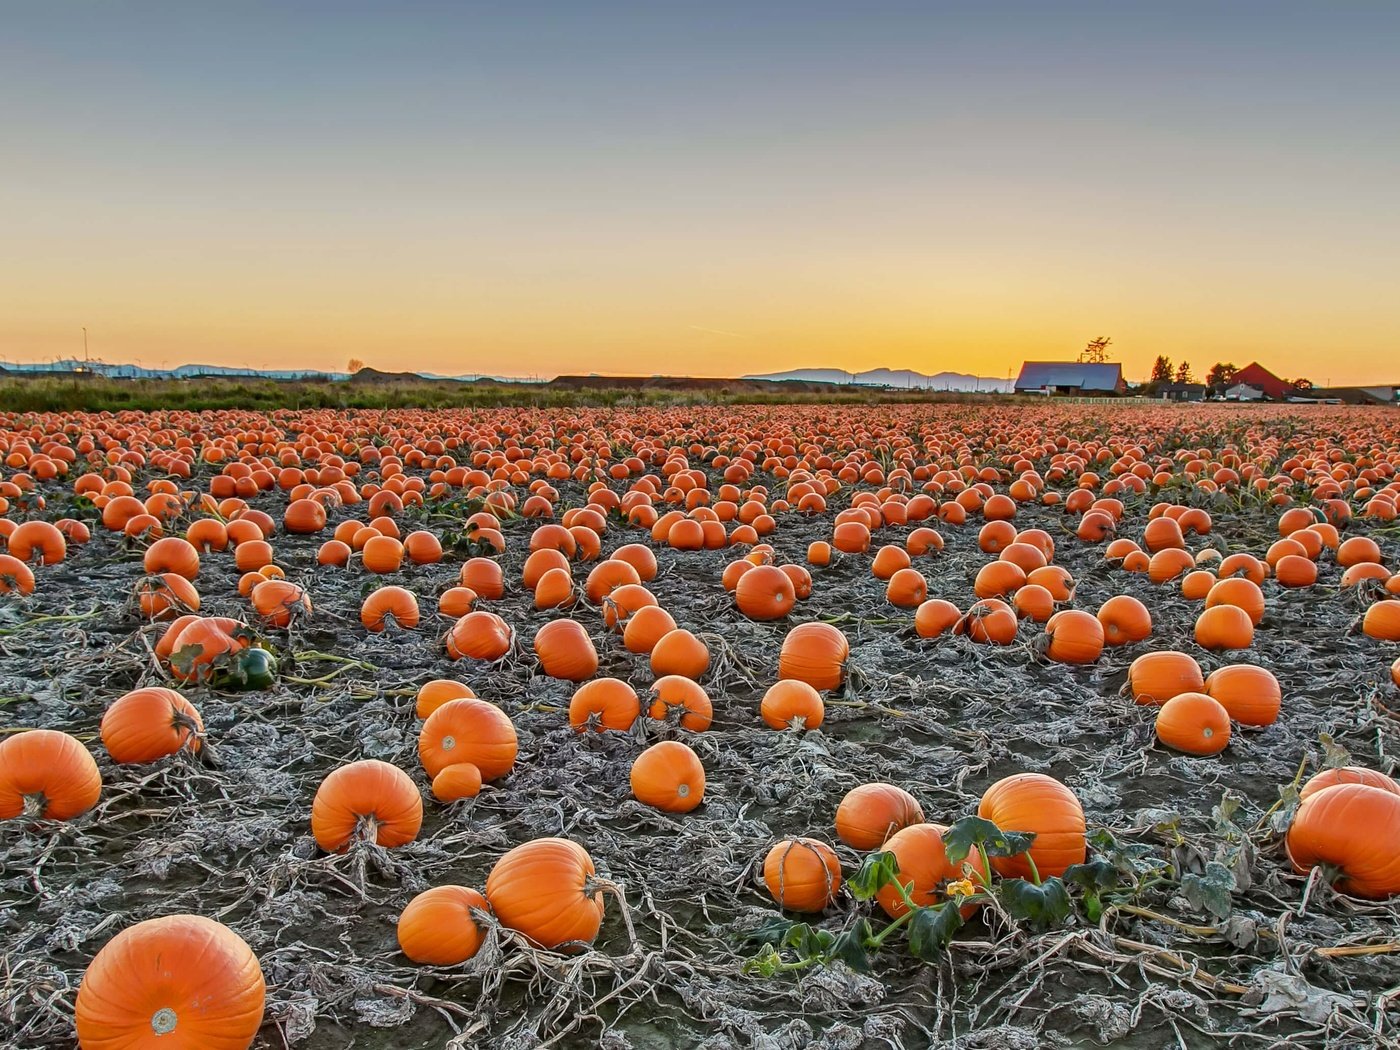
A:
[999,877,1072,930]
[1086,828,1167,877]
[1181,860,1235,920]
[738,918,794,947]
[1318,732,1351,770]
[168,642,205,678]
[906,902,963,962]
[848,850,900,900]
[1213,789,1247,839]
[1063,860,1119,923]
[943,815,1036,862]
[829,918,872,973]
[781,923,834,959]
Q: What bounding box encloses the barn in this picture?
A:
[1014,362,1126,396]
[1230,363,1293,400]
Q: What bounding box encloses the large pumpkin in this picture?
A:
[977,772,1086,879]
[875,823,987,919]
[311,759,423,852]
[75,914,265,1050]
[778,622,849,691]
[1203,664,1281,727]
[100,688,204,764]
[418,698,518,780]
[485,837,606,949]
[630,740,705,813]
[762,837,842,913]
[1125,651,1205,705]
[1286,784,1400,899]
[0,729,102,820]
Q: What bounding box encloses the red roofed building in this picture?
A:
[1232,362,1292,400]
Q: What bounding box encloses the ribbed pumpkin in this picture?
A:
[446,611,512,661]
[915,598,962,637]
[100,688,203,764]
[1203,664,1281,726]
[762,837,842,912]
[135,572,201,620]
[1027,565,1074,601]
[778,622,849,690]
[885,567,928,608]
[311,759,423,852]
[1013,584,1055,623]
[600,583,657,629]
[1362,600,1400,641]
[1194,604,1254,650]
[1126,651,1205,705]
[1043,609,1104,664]
[142,535,200,579]
[283,497,328,534]
[957,598,1019,645]
[361,585,420,631]
[569,677,641,732]
[397,886,490,964]
[1097,595,1152,645]
[974,560,1026,600]
[415,679,476,719]
[735,564,796,620]
[533,619,599,681]
[978,772,1086,879]
[622,605,677,654]
[1147,547,1195,584]
[1274,554,1317,588]
[419,698,518,780]
[834,783,924,850]
[1155,692,1231,756]
[1337,535,1383,567]
[631,740,705,812]
[75,915,265,1050]
[760,680,825,730]
[872,544,912,578]
[0,729,102,820]
[485,837,606,949]
[1286,784,1400,898]
[1300,766,1399,801]
[1180,569,1216,600]
[651,628,711,680]
[1205,577,1266,626]
[875,823,987,919]
[647,676,713,731]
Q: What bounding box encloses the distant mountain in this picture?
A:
[744,367,1013,393]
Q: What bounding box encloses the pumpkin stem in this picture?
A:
[21,792,48,819]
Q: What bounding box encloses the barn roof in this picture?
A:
[1014,362,1123,391]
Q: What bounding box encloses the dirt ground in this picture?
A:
[3,415,1400,1049]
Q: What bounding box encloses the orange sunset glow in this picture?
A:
[3,4,1398,385]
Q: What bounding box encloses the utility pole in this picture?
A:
[84,326,89,364]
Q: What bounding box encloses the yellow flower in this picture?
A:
[945,878,977,900]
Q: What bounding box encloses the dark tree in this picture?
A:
[1150,356,1174,383]
[1291,377,1314,391]
[1206,362,1237,388]
[347,358,365,374]
[1079,336,1112,363]
[1174,361,1194,384]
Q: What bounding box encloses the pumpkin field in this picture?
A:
[3,401,1400,1050]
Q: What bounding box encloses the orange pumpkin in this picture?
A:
[76,915,265,1050]
[630,740,705,812]
[1155,692,1231,755]
[1194,604,1254,651]
[569,677,641,732]
[0,729,102,820]
[650,628,710,680]
[415,679,476,719]
[1203,664,1280,726]
[762,837,842,912]
[622,605,677,654]
[915,598,962,637]
[100,687,203,764]
[834,783,924,850]
[1126,651,1204,705]
[1097,595,1152,646]
[1286,784,1400,898]
[446,611,513,661]
[485,837,606,948]
[760,680,825,730]
[533,619,599,681]
[418,698,518,780]
[397,885,491,964]
[311,759,423,851]
[647,676,713,731]
[978,772,1086,878]
[1300,766,1399,801]
[778,622,849,690]
[875,823,986,919]
[1043,609,1104,664]
[735,564,796,620]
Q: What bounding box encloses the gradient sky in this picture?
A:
[3,2,1398,384]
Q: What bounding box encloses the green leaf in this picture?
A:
[829,919,872,973]
[739,918,794,947]
[848,851,900,900]
[1181,860,1234,920]
[943,815,1036,862]
[999,877,1072,930]
[781,923,833,958]
[169,642,206,678]
[906,902,963,962]
[1063,859,1120,894]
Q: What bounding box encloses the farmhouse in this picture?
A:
[1159,382,1208,402]
[1225,383,1265,401]
[1013,362,1126,395]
